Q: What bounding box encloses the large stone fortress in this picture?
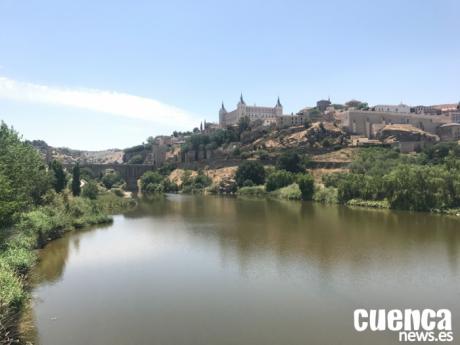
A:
[219,94,284,127]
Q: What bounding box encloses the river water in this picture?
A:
[24,195,460,345]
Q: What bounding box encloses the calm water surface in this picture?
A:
[25,195,460,345]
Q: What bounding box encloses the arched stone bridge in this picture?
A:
[64,164,156,191]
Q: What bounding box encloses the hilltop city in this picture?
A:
[32,95,460,168]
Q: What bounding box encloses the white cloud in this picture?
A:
[0,76,198,128]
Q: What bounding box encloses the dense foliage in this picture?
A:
[101,170,124,189]
[325,146,460,211]
[50,160,67,193]
[266,170,295,192]
[276,152,304,173]
[0,122,52,228]
[81,180,99,200]
[181,171,212,193]
[140,171,165,193]
[71,164,81,196]
[296,174,315,200]
[235,161,266,187]
[0,122,135,342]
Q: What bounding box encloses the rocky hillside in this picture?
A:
[29,140,123,164]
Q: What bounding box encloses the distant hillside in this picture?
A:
[29,140,124,164]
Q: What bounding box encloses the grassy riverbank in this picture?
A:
[0,192,135,344]
[0,122,137,344]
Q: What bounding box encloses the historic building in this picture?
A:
[374,103,411,113]
[277,113,308,128]
[438,123,460,141]
[316,98,331,112]
[342,110,450,138]
[219,94,284,127]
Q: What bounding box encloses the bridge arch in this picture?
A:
[64,164,156,191]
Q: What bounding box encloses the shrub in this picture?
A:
[101,170,124,189]
[257,150,269,160]
[276,152,303,173]
[265,170,294,192]
[144,182,164,194]
[140,171,163,187]
[296,173,315,200]
[242,179,255,187]
[271,183,302,200]
[180,171,212,193]
[0,262,24,307]
[313,186,338,204]
[237,185,267,197]
[140,171,164,193]
[161,179,179,193]
[192,172,212,189]
[346,199,390,209]
[235,161,266,187]
[0,247,35,274]
[211,179,238,194]
[240,151,252,159]
[111,188,125,197]
[81,181,99,200]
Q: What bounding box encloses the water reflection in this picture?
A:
[25,195,460,345]
[128,195,460,274]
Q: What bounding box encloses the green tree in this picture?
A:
[297,173,315,200]
[101,171,123,189]
[127,154,144,164]
[276,152,303,173]
[235,160,265,187]
[50,160,67,193]
[238,116,250,134]
[308,108,322,118]
[383,165,450,211]
[266,170,295,192]
[81,180,99,200]
[0,122,52,227]
[72,164,81,196]
[140,171,164,193]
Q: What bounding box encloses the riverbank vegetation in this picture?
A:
[0,122,135,344]
[139,143,460,214]
[322,145,460,212]
[138,152,316,202]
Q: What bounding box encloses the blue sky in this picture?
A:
[0,0,459,150]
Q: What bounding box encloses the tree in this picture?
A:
[50,160,67,193]
[297,174,315,200]
[357,102,369,110]
[101,170,123,189]
[235,160,265,187]
[140,171,164,193]
[266,170,295,191]
[72,164,81,196]
[0,122,52,227]
[276,152,303,173]
[81,180,98,200]
[128,154,144,164]
[308,108,322,118]
[238,116,250,134]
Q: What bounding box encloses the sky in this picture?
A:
[0,0,459,150]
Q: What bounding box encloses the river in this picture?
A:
[23,195,460,345]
